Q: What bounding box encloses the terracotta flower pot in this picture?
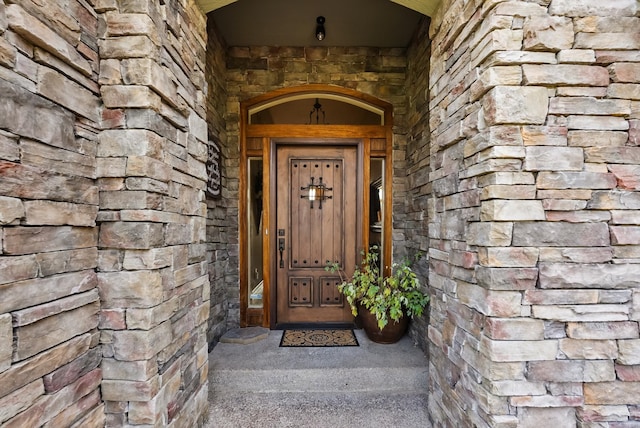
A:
[357,303,409,344]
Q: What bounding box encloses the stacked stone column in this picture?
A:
[96,1,210,426]
[420,0,640,426]
[0,0,104,425]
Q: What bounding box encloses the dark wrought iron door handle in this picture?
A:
[278,238,285,268]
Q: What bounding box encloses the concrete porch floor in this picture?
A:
[205,329,431,427]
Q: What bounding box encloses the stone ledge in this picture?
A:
[220,327,269,345]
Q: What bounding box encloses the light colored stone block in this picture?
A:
[101,85,162,109]
[488,380,546,397]
[477,172,536,186]
[523,16,573,51]
[557,49,596,64]
[532,304,629,322]
[126,155,172,181]
[23,200,97,226]
[549,97,631,116]
[616,365,640,382]
[97,129,164,158]
[467,222,513,246]
[518,407,576,428]
[579,406,630,423]
[513,223,610,247]
[469,66,522,102]
[457,283,522,317]
[126,297,179,330]
[576,33,640,50]
[481,200,545,221]
[476,267,539,291]
[111,321,172,360]
[122,58,178,107]
[105,13,159,44]
[588,190,640,210]
[481,185,536,200]
[522,64,609,86]
[524,146,584,171]
[99,222,163,249]
[122,247,174,270]
[101,375,160,402]
[524,290,599,305]
[102,358,157,382]
[511,395,583,408]
[96,157,127,178]
[567,130,628,147]
[618,340,640,365]
[483,86,548,126]
[608,83,640,101]
[98,270,163,309]
[480,338,558,362]
[98,35,156,59]
[536,171,616,189]
[559,339,618,360]
[567,321,638,340]
[538,247,613,263]
[539,263,640,289]
[485,318,545,341]
[0,196,24,224]
[521,126,567,146]
[585,382,640,405]
[550,0,637,16]
[611,226,640,245]
[528,360,615,382]
[567,116,629,131]
[478,247,539,267]
[461,342,526,381]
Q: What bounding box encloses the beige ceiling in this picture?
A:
[203,0,439,48]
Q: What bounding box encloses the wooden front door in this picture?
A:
[275,145,358,325]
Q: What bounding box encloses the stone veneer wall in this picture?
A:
[204,18,231,346]
[96,0,210,426]
[0,0,104,426]
[405,17,432,351]
[222,45,412,325]
[419,0,640,426]
[1,0,212,426]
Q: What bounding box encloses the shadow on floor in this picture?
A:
[205,329,431,427]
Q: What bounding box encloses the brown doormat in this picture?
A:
[280,329,359,347]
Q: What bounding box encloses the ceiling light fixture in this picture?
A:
[315,16,326,41]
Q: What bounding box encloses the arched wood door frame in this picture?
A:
[239,84,394,327]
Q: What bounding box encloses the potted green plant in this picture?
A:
[326,246,429,344]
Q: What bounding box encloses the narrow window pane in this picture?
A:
[370,159,384,261]
[248,158,263,308]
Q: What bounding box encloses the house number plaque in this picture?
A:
[206,136,222,199]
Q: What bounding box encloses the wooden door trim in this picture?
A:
[270,141,363,328]
[239,85,393,328]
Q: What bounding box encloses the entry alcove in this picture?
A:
[239,85,394,328]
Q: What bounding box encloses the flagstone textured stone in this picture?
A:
[407,0,640,426]
[1,0,639,426]
[0,0,209,426]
